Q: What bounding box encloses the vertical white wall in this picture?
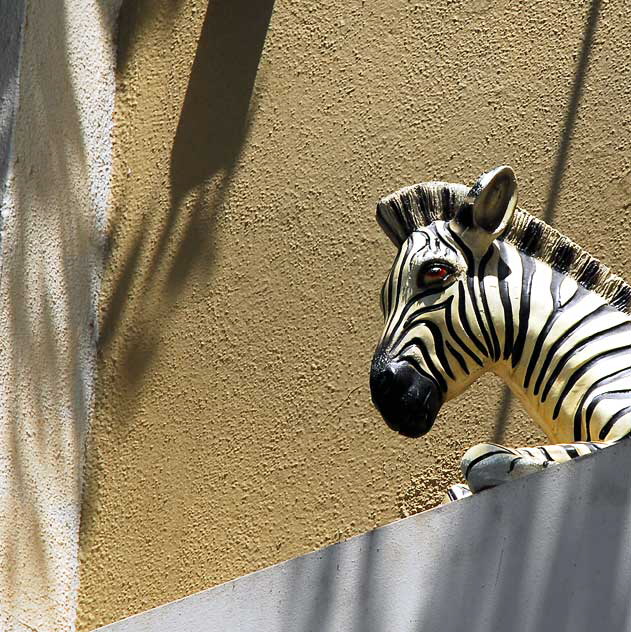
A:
[0,1,120,629]
[0,2,25,221]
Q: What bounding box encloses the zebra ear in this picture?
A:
[450,166,518,250]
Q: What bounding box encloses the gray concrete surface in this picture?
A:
[96,440,631,631]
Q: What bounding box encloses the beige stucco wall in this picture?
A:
[78,0,631,628]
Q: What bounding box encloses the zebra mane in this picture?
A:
[377,181,631,315]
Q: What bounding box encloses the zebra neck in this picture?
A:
[490,245,631,443]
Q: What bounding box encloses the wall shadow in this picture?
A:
[543,0,602,224]
[81,4,276,622]
[98,0,275,382]
[164,0,276,294]
[491,0,602,444]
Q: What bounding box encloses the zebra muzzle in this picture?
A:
[370,356,442,438]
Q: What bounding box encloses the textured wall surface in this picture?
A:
[79,0,631,628]
[95,441,631,631]
[0,1,120,629]
[0,1,25,220]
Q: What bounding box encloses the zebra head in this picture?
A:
[370,166,518,438]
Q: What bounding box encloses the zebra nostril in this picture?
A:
[370,358,442,438]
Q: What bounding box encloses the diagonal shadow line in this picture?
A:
[491,385,513,444]
[492,0,602,444]
[543,0,602,224]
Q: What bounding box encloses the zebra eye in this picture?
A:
[419,262,454,286]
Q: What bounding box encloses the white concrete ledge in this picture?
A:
[97,441,631,631]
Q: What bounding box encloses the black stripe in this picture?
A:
[523,270,569,389]
[511,251,536,368]
[553,345,631,421]
[385,267,393,316]
[382,240,410,324]
[401,347,447,392]
[561,445,579,458]
[434,229,459,258]
[381,286,445,348]
[533,304,609,397]
[400,296,482,369]
[543,321,631,406]
[447,227,492,357]
[444,296,484,367]
[397,300,452,343]
[381,275,389,316]
[539,447,553,460]
[456,281,487,357]
[394,237,414,308]
[464,450,509,478]
[599,406,631,440]
[440,187,453,221]
[400,353,444,394]
[584,390,631,438]
[415,341,448,393]
[478,247,501,361]
[467,271,494,360]
[400,339,448,393]
[574,367,631,441]
[497,243,514,360]
[446,340,469,374]
[406,321,455,380]
[508,456,522,472]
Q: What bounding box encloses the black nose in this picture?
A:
[370,355,442,438]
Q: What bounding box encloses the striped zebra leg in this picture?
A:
[461,441,614,494]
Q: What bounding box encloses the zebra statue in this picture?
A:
[370,165,631,501]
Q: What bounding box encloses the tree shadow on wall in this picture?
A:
[5,1,93,614]
[164,0,277,293]
[99,0,275,386]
